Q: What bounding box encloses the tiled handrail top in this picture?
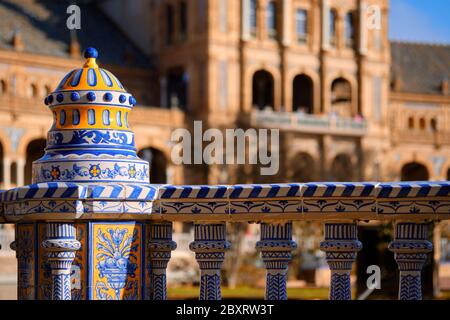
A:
[1,181,449,202]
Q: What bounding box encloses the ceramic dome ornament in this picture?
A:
[36,47,147,184]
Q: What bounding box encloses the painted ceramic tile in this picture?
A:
[90,222,143,300]
[229,200,302,214]
[160,200,229,214]
[16,223,36,300]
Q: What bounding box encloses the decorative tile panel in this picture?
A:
[90,222,143,300]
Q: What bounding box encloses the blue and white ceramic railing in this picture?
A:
[0,181,449,300]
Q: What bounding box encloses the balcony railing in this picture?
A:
[250,110,367,136]
[0,181,448,300]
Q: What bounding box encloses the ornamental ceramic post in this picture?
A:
[388,222,432,300]
[147,221,177,300]
[0,47,154,300]
[256,221,297,300]
[42,223,81,300]
[320,221,362,300]
[189,223,231,300]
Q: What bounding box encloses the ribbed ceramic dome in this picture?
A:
[32,48,149,184]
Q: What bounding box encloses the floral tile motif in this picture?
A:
[90,222,143,300]
[16,223,36,300]
[377,200,450,215]
[228,200,302,214]
[160,201,229,214]
[35,161,149,183]
[228,184,302,214]
[301,182,377,214]
[302,199,376,214]
[37,223,51,300]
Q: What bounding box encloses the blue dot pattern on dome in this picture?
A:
[87,92,96,102]
[104,93,113,102]
[71,92,80,101]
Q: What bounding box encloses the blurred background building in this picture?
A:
[0,0,449,299]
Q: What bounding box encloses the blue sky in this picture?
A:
[389,0,450,44]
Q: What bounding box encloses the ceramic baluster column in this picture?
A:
[42,223,80,300]
[148,222,177,300]
[388,222,432,300]
[256,221,297,300]
[189,223,230,300]
[320,222,362,300]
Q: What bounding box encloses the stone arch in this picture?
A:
[330,153,353,182]
[290,152,317,182]
[400,162,429,181]
[292,74,314,113]
[25,139,46,184]
[252,69,275,110]
[138,147,168,184]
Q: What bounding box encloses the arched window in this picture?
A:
[293,74,313,113]
[29,83,39,98]
[401,162,429,181]
[266,1,277,39]
[291,152,316,182]
[329,9,337,46]
[408,117,414,129]
[345,12,355,48]
[166,5,175,45]
[138,148,167,183]
[88,109,96,125]
[331,77,352,117]
[330,154,353,181]
[25,139,46,184]
[252,70,274,110]
[431,118,438,132]
[419,118,426,130]
[0,80,7,95]
[167,67,188,110]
